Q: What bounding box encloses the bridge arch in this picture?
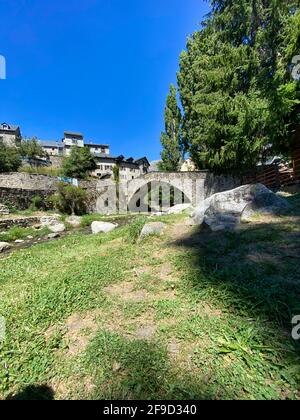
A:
[126,172,207,211]
[127,180,192,213]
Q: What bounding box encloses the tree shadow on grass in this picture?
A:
[170,210,300,347]
[84,331,238,400]
[7,384,55,400]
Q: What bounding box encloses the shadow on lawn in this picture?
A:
[172,211,300,333]
[7,384,55,400]
[85,331,237,400]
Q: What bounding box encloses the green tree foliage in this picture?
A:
[176,0,300,174]
[0,141,22,173]
[19,137,46,161]
[112,165,120,183]
[50,183,88,215]
[159,84,183,171]
[62,146,97,179]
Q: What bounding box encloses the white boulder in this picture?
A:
[167,204,192,215]
[66,215,81,228]
[48,223,66,233]
[91,221,118,234]
[40,215,61,227]
[0,204,9,215]
[0,242,10,253]
[191,184,290,229]
[140,222,166,239]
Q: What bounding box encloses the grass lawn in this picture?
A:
[0,195,300,400]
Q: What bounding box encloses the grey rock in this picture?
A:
[167,204,192,215]
[140,222,166,239]
[191,184,290,228]
[0,204,10,215]
[91,221,118,234]
[15,239,25,243]
[0,242,10,252]
[48,223,66,233]
[40,214,61,227]
[27,235,34,239]
[66,215,81,228]
[47,233,61,239]
[202,214,240,232]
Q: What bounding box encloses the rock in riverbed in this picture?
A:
[0,242,10,253]
[91,221,118,234]
[48,223,66,233]
[66,215,81,228]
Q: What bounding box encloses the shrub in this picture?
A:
[30,195,44,211]
[127,216,147,243]
[0,226,50,242]
[20,166,63,177]
[0,141,22,173]
[49,183,88,215]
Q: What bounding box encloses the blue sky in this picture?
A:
[0,0,209,161]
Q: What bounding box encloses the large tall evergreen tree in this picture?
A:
[176,0,300,174]
[159,84,183,171]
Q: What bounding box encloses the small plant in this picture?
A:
[20,166,63,177]
[49,183,88,215]
[0,226,50,242]
[29,195,44,211]
[127,216,147,243]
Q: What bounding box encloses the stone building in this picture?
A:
[91,155,150,181]
[1,122,150,181]
[181,157,196,172]
[0,122,21,146]
[38,131,150,181]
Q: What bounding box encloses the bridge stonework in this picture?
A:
[127,171,207,208]
[95,172,240,214]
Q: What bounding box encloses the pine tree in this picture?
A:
[159,84,183,172]
[177,0,300,174]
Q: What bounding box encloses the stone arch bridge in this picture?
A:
[95,171,240,214]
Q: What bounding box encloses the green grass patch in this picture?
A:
[0,196,300,400]
[0,226,50,242]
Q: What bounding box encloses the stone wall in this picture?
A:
[0,173,58,210]
[204,174,241,198]
[0,216,40,230]
[0,173,99,211]
[0,172,58,190]
[0,132,17,147]
[0,171,242,213]
[49,156,63,169]
[0,187,53,210]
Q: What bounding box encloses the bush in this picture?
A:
[127,216,147,243]
[0,141,22,173]
[0,226,50,242]
[49,183,88,215]
[30,195,44,211]
[20,166,63,177]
